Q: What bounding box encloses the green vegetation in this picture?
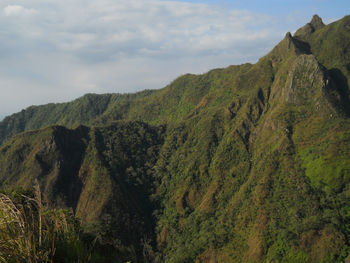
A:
[0,122,165,262]
[0,14,350,262]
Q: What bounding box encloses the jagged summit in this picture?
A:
[294,14,325,39]
[310,14,325,29]
[265,30,311,67]
[285,32,292,38]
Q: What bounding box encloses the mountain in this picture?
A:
[1,15,350,262]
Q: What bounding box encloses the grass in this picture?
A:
[0,183,86,263]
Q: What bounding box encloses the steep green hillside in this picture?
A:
[0,121,165,262]
[0,65,254,145]
[1,15,350,262]
[0,91,155,145]
[151,16,350,261]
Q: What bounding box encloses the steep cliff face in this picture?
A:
[0,15,350,262]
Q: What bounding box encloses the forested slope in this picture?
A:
[1,15,350,262]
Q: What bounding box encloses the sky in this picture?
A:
[0,0,348,120]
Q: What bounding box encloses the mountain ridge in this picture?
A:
[1,15,350,262]
[2,16,350,147]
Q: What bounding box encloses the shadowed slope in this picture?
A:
[0,121,165,261]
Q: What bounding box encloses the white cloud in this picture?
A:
[0,0,294,117]
[3,5,36,16]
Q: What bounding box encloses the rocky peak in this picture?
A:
[294,14,325,39]
[285,32,292,39]
[265,31,311,68]
[310,14,325,30]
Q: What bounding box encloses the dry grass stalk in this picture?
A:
[0,193,30,262]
